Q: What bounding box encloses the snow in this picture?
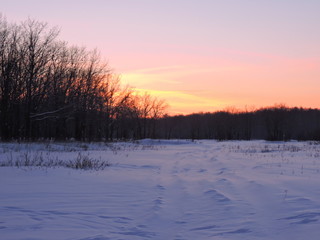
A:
[1,140,320,240]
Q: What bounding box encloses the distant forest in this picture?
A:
[1,16,319,141]
[158,106,320,141]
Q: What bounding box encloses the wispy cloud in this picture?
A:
[133,88,231,115]
[130,65,186,74]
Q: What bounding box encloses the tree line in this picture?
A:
[155,105,320,141]
[0,16,167,141]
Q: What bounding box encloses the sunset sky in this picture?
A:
[2,0,320,115]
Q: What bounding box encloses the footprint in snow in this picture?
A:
[156,184,165,191]
[152,197,164,211]
[190,225,218,231]
[204,189,231,203]
[280,212,320,224]
[212,228,252,236]
[79,235,112,240]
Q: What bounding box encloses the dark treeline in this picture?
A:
[0,16,167,141]
[155,106,320,141]
[1,16,319,142]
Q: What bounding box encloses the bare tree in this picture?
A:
[20,19,59,139]
[0,17,25,139]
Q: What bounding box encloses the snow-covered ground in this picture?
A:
[1,140,320,240]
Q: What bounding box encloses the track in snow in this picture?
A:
[1,140,320,239]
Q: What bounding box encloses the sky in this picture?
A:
[2,0,320,115]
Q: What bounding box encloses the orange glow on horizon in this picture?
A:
[120,53,320,115]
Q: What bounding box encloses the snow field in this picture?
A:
[1,140,320,240]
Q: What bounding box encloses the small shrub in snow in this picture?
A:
[0,151,110,170]
[66,153,110,170]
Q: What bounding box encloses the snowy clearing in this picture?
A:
[1,140,320,240]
